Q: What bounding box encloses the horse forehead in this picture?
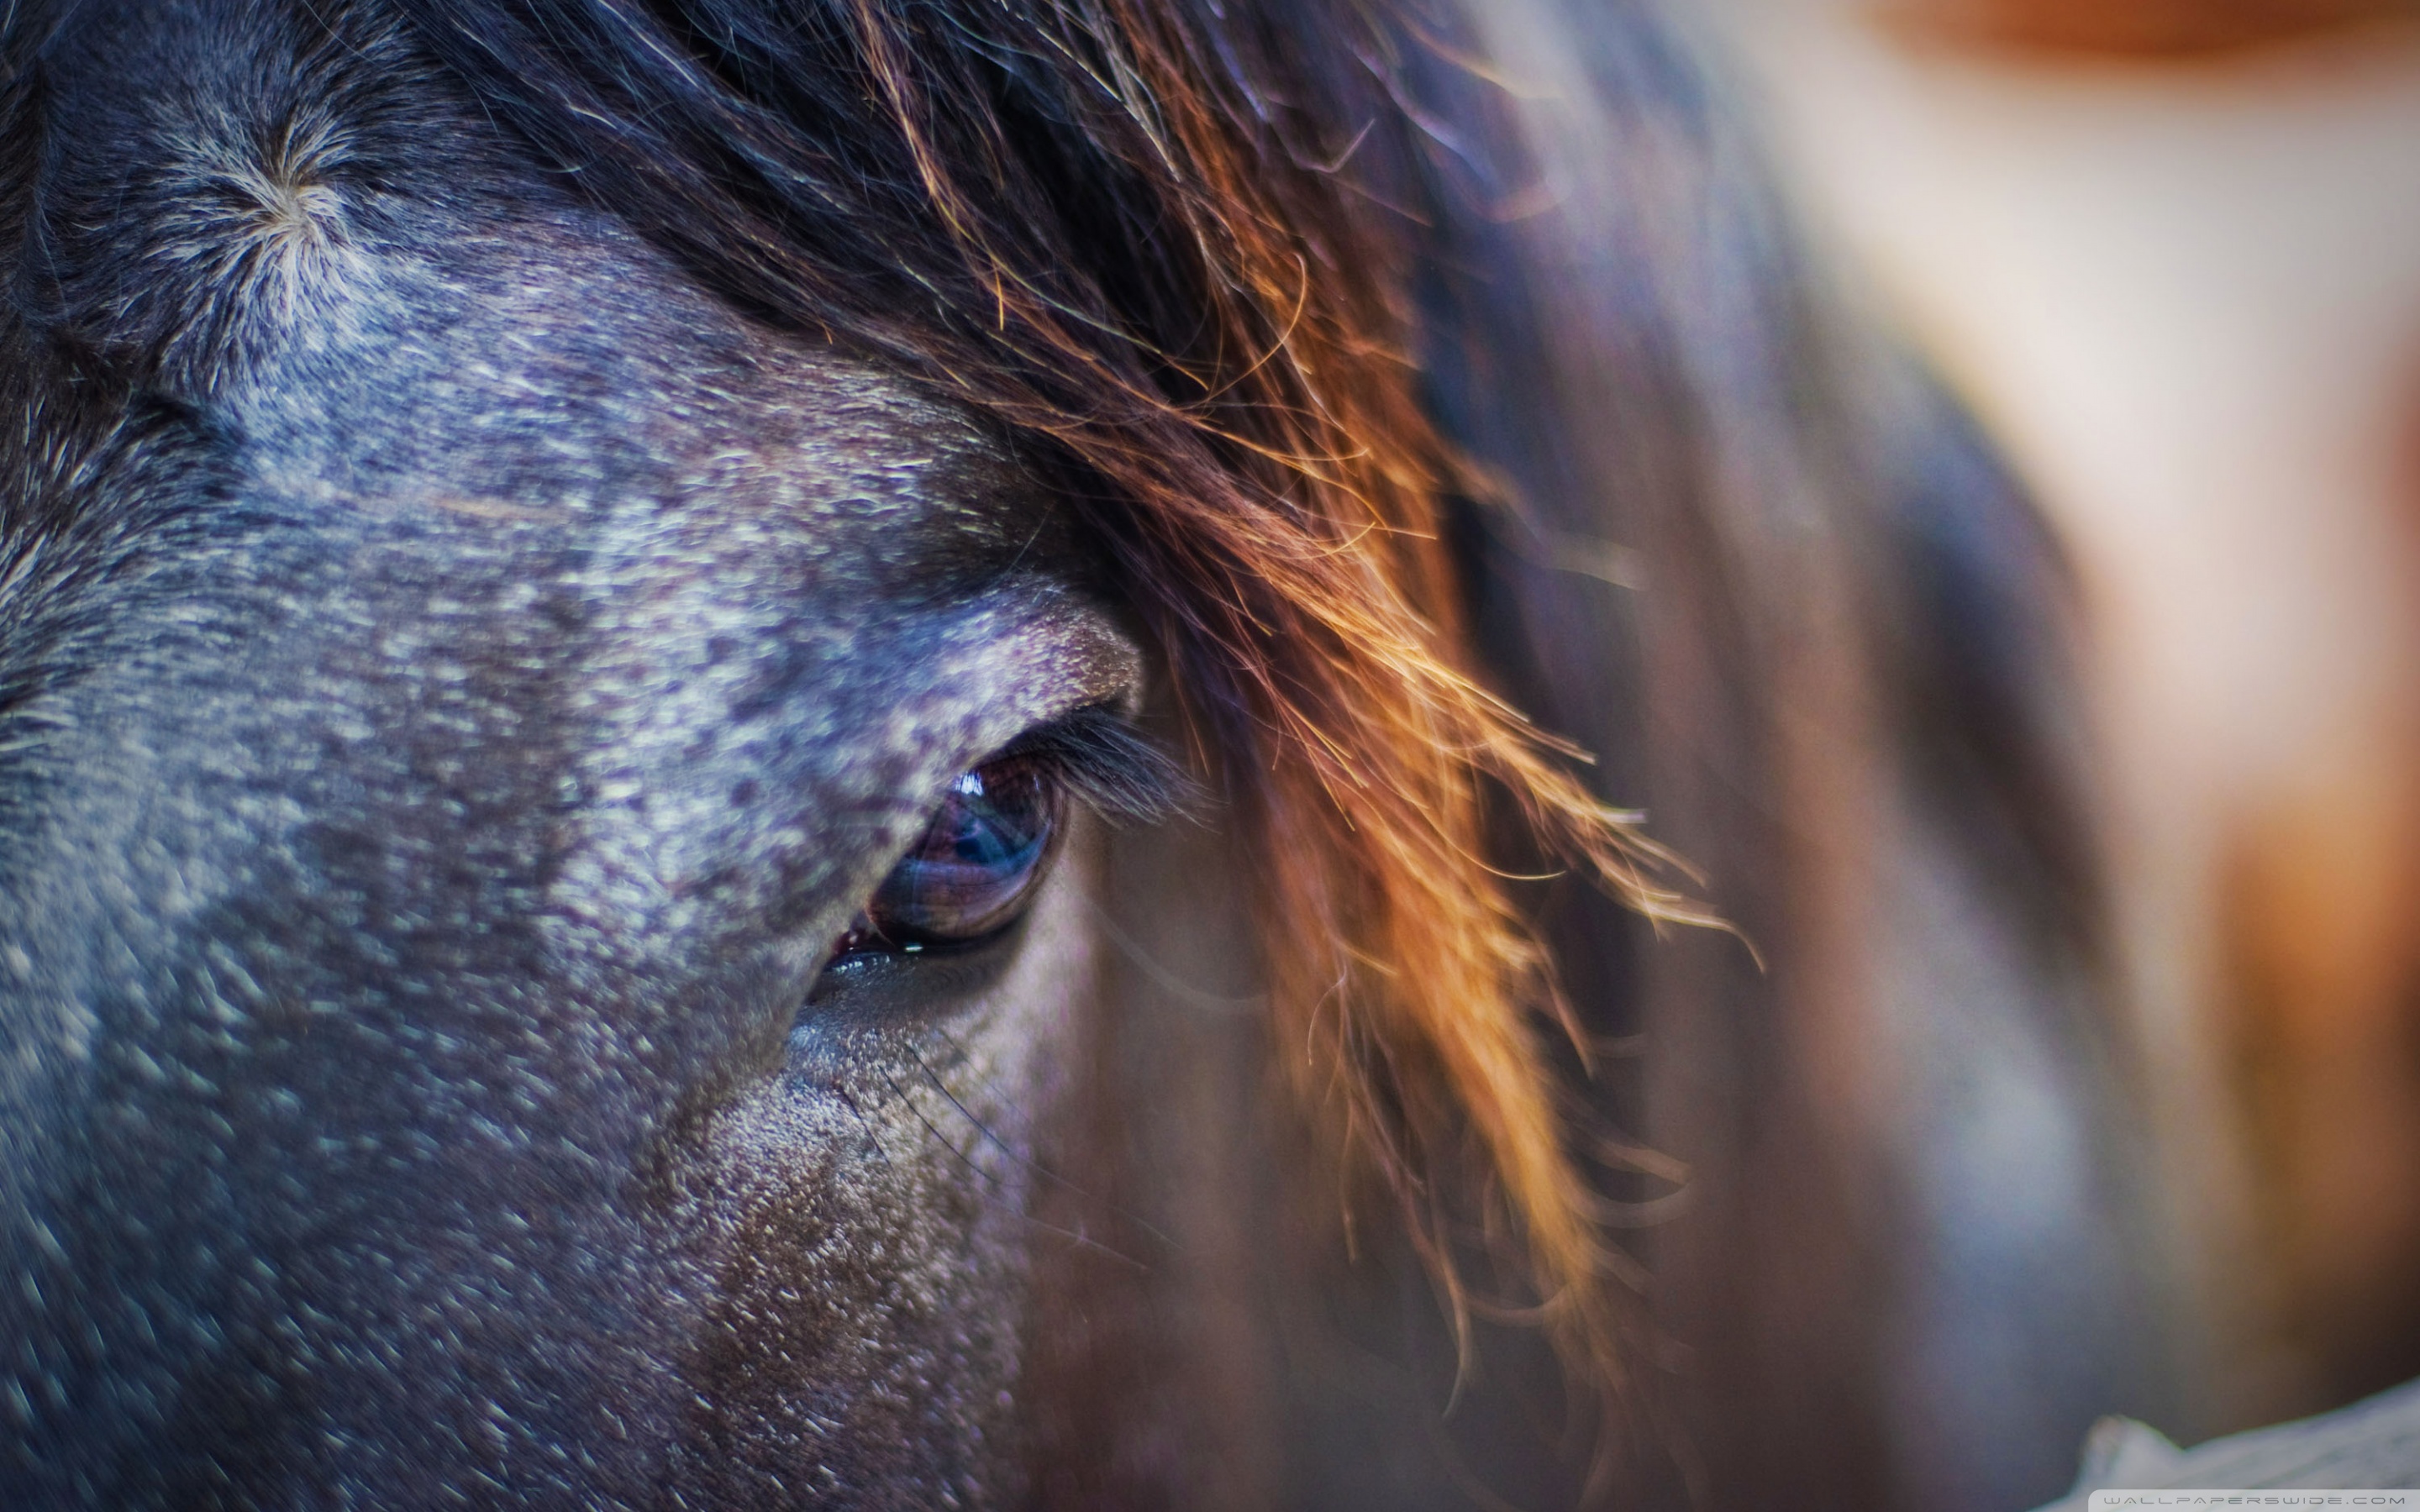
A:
[37,0,1038,565]
[257,274,1081,797]
[264,223,1035,564]
[206,223,1067,685]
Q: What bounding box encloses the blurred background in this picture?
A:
[1707,0,2420,1443]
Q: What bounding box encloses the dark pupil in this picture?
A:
[849,759,1060,953]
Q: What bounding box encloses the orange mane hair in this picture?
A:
[846,0,1694,1394]
[839,0,1707,1424]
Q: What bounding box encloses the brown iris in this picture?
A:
[833,756,1062,957]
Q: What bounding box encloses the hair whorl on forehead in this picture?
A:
[403,0,1697,1409]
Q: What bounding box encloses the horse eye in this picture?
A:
[833,756,1063,958]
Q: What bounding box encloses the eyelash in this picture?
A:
[826,706,1184,965]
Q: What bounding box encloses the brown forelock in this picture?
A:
[838,0,1706,1400]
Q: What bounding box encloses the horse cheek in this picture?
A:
[655,815,1108,1507]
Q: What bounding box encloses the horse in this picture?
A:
[0,0,2183,1504]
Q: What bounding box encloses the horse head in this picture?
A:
[0,0,2183,1504]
